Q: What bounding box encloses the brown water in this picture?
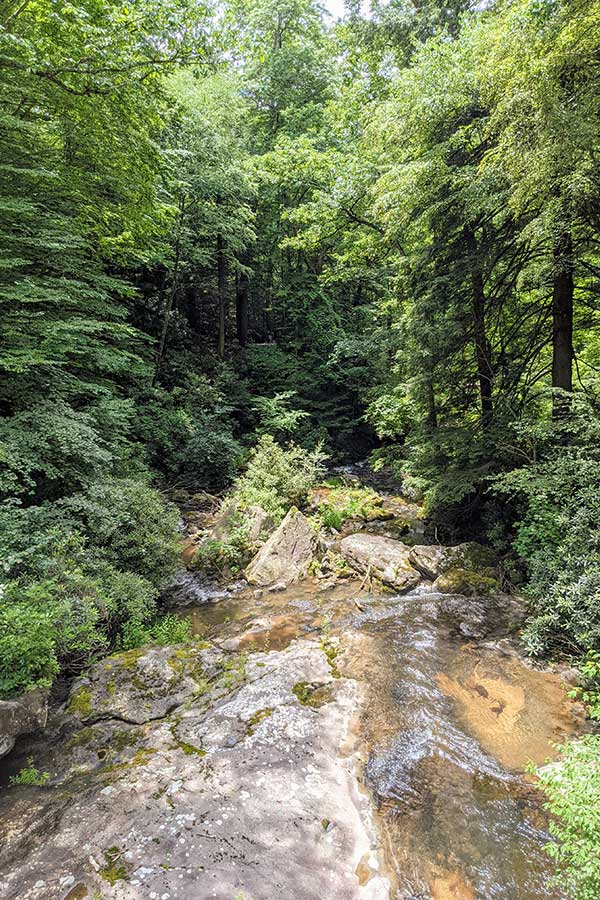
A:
[179,573,584,900]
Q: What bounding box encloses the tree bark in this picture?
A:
[551,230,574,417]
[236,271,249,346]
[217,232,227,359]
[464,225,493,423]
[153,194,185,385]
[426,375,438,430]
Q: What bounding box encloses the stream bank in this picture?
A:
[0,468,587,900]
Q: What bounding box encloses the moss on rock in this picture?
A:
[99,846,129,885]
[67,687,92,717]
[434,567,500,596]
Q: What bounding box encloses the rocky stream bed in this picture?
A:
[0,468,588,900]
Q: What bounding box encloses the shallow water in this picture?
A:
[178,572,584,900]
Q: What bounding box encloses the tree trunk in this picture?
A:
[217,232,227,359]
[552,230,574,417]
[464,225,493,423]
[154,194,185,385]
[426,375,438,430]
[236,271,249,346]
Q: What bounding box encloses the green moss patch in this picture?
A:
[435,567,500,596]
[100,846,129,885]
[67,687,92,717]
[312,483,387,531]
[112,647,146,670]
[293,682,334,707]
[66,726,95,749]
[246,707,273,734]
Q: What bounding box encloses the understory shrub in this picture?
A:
[0,601,59,697]
[173,421,243,491]
[134,381,244,490]
[58,478,181,587]
[0,479,181,697]
[119,614,192,650]
[0,400,114,502]
[231,434,326,521]
[536,736,600,900]
[494,403,600,656]
[315,482,384,530]
[192,523,250,575]
[252,391,309,440]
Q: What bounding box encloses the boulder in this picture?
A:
[338,533,420,592]
[208,501,273,545]
[433,567,500,597]
[66,644,220,725]
[245,507,317,586]
[210,499,239,540]
[409,541,497,581]
[244,504,274,544]
[0,688,48,759]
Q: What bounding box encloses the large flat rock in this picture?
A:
[0,640,390,900]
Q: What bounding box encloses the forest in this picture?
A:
[1,0,600,898]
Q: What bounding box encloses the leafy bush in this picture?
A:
[120,614,192,650]
[192,525,250,575]
[315,483,384,530]
[134,381,244,490]
[232,435,326,521]
[0,400,113,502]
[252,391,309,440]
[4,574,108,672]
[59,478,181,587]
[319,505,345,530]
[365,390,413,440]
[0,600,59,697]
[495,403,600,655]
[536,736,600,900]
[567,651,600,721]
[173,421,243,491]
[0,478,181,696]
[0,501,76,580]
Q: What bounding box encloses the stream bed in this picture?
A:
[0,472,588,900]
[179,570,584,900]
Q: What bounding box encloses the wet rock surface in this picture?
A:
[408,541,497,581]
[0,640,389,900]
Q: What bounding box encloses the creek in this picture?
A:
[177,470,584,900]
[0,469,586,900]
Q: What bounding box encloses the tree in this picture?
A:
[152,71,256,374]
[479,0,600,415]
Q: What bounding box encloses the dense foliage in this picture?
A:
[2,1,600,891]
[536,736,600,900]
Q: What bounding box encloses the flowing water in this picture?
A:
[177,486,585,900]
[0,471,586,900]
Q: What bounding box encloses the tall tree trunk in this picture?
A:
[426,374,438,430]
[464,226,493,423]
[552,230,574,417]
[217,232,227,359]
[154,194,185,385]
[236,271,249,347]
